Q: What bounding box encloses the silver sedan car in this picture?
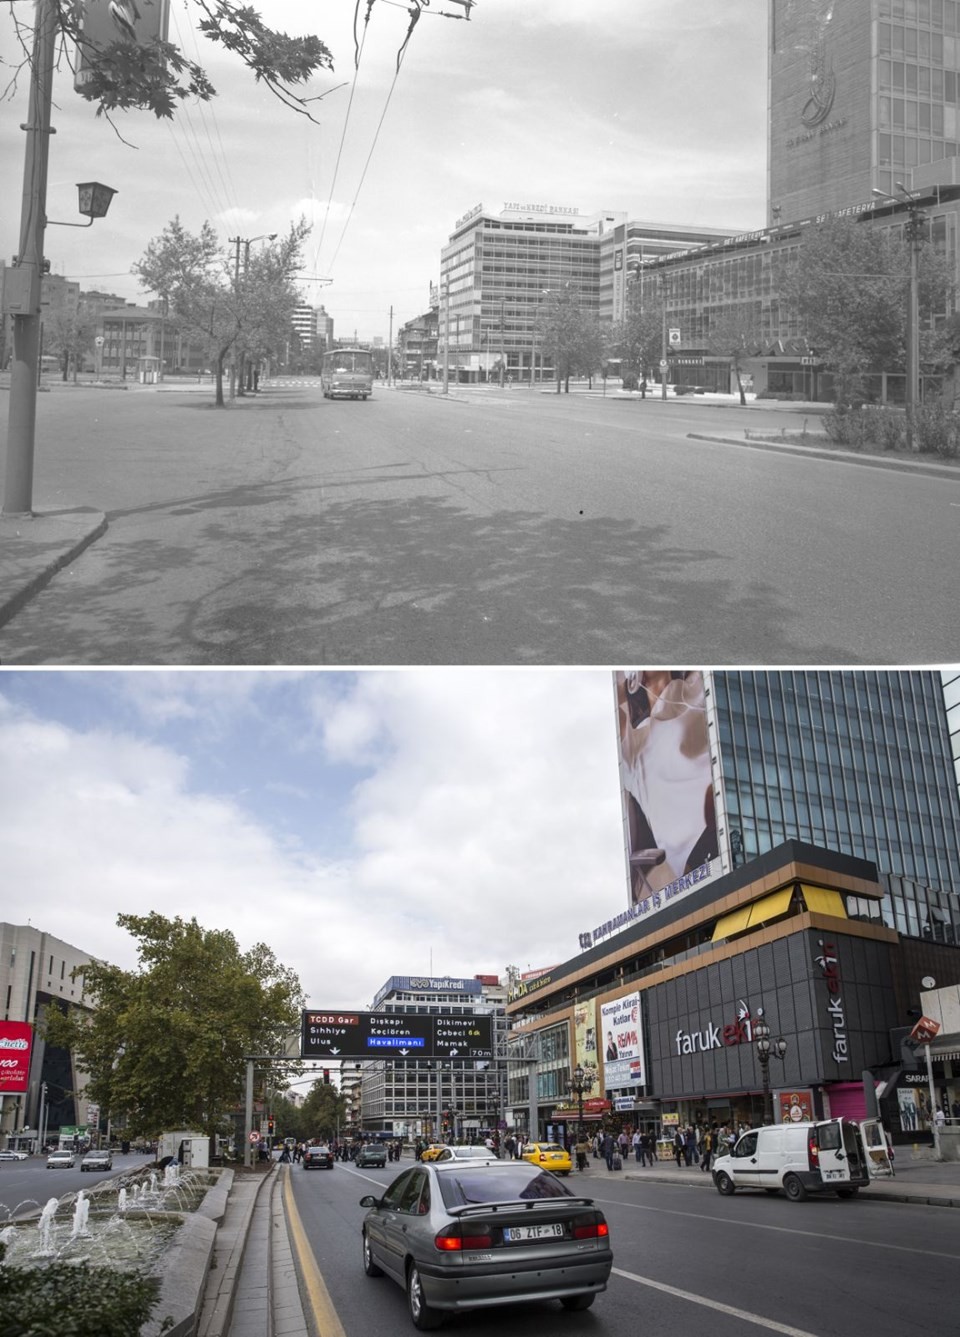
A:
[359,1158,612,1330]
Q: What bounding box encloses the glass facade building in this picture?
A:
[709,670,960,923]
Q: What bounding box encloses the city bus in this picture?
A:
[321,347,374,400]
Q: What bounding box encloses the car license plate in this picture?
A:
[503,1223,563,1242]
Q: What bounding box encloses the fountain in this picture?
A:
[36,1198,58,1256]
[70,1191,91,1240]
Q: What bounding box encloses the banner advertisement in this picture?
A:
[778,1089,815,1123]
[600,991,645,1090]
[0,1022,33,1092]
[573,999,599,1088]
[614,671,720,909]
[75,0,171,89]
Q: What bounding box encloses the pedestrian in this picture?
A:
[617,1128,629,1161]
[700,1126,713,1173]
[504,1133,515,1159]
[603,1131,616,1171]
[684,1125,697,1167]
[632,1129,642,1163]
[575,1134,590,1172]
[673,1128,685,1167]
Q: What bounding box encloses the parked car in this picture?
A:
[46,1149,77,1169]
[712,1117,874,1201]
[356,1143,388,1168]
[81,1149,114,1172]
[0,1150,29,1161]
[360,1157,612,1329]
[302,1145,335,1170]
[520,1141,573,1176]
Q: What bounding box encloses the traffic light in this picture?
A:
[267,1116,275,1135]
[323,1069,330,1084]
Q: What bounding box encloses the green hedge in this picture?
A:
[0,1246,169,1337]
[822,403,960,456]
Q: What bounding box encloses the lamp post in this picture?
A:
[565,1064,595,1146]
[872,183,926,448]
[753,1009,787,1126]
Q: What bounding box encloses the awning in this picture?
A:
[711,904,752,942]
[801,884,848,918]
[745,886,794,928]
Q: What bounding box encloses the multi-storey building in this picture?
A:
[0,924,95,1149]
[502,671,960,1145]
[359,974,507,1143]
[291,304,317,352]
[314,304,334,352]
[438,204,735,383]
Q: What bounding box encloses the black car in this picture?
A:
[360,1158,612,1329]
[303,1145,335,1169]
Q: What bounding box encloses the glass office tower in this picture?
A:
[710,671,960,903]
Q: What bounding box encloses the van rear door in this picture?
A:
[858,1119,894,1178]
[812,1120,851,1185]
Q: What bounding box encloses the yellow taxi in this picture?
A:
[520,1141,573,1175]
[418,1144,448,1162]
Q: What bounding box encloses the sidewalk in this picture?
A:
[579,1149,960,1207]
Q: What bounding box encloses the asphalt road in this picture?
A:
[289,1158,958,1337]
[2,381,957,664]
[0,1152,154,1219]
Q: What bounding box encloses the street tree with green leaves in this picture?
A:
[537,284,599,393]
[610,278,663,393]
[43,912,305,1141]
[133,217,310,405]
[44,300,98,382]
[779,215,954,406]
[703,304,762,406]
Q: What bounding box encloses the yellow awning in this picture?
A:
[801,884,848,918]
[711,904,753,942]
[744,885,795,927]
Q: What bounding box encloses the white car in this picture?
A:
[0,1150,28,1161]
[46,1149,77,1169]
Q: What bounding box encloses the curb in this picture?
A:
[616,1168,960,1208]
[196,1166,277,1337]
[687,432,960,480]
[0,510,107,629]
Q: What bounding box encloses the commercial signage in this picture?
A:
[778,1090,815,1123]
[573,999,599,1088]
[908,1016,942,1045]
[0,1021,32,1093]
[75,0,171,90]
[580,857,721,949]
[614,671,721,911]
[455,203,483,228]
[814,939,850,1067]
[601,990,645,1089]
[371,976,483,1007]
[502,201,580,216]
[674,1000,756,1056]
[301,1010,493,1060]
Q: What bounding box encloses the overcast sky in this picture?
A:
[1,0,767,341]
[0,670,630,1008]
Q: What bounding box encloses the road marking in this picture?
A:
[612,1268,822,1336]
[590,1193,960,1260]
[282,1169,348,1337]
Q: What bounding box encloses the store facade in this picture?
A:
[506,842,957,1146]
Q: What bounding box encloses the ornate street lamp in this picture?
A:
[565,1063,595,1143]
[753,1009,787,1126]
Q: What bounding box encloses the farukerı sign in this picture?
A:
[674,1000,757,1056]
[814,939,850,1068]
[0,1021,33,1093]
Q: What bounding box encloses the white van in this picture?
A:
[712,1118,876,1201]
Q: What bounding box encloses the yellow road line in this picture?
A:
[282,1170,348,1337]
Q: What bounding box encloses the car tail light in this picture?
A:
[435,1225,493,1251]
[573,1214,609,1240]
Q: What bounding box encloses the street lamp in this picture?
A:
[872,183,926,447]
[753,1009,787,1126]
[565,1064,595,1145]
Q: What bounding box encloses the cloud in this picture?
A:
[0,673,628,1011]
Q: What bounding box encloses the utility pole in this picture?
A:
[3,0,57,515]
[443,282,450,394]
[388,304,394,386]
[499,298,505,388]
